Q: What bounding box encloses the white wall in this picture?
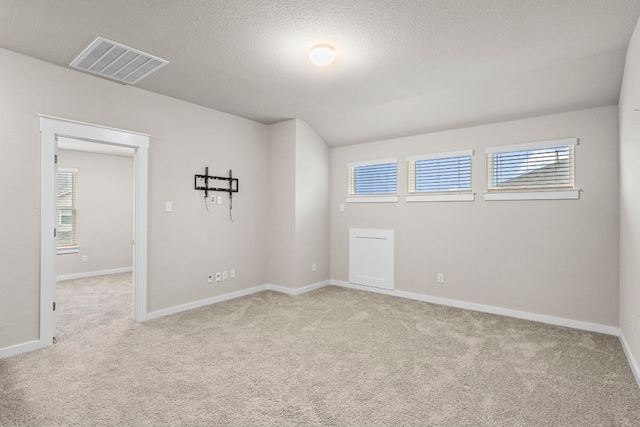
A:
[331,106,620,327]
[0,47,269,348]
[619,17,640,371]
[57,149,133,277]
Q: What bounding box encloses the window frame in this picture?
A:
[346,158,398,203]
[56,167,80,253]
[405,149,475,202]
[484,137,579,201]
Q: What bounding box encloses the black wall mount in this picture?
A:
[194,166,239,199]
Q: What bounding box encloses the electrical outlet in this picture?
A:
[217,196,222,205]
[82,255,88,263]
[312,263,317,272]
[207,274,213,284]
[230,269,236,279]
[222,270,228,280]
[437,273,444,283]
[210,195,216,204]
[215,272,221,282]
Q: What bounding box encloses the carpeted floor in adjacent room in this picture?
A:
[1,272,639,426]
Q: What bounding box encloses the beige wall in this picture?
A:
[619,17,640,369]
[0,47,269,348]
[268,120,297,288]
[331,106,620,326]
[268,119,331,289]
[0,41,624,352]
[57,150,134,277]
[295,120,330,287]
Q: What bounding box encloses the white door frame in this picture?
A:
[39,115,149,348]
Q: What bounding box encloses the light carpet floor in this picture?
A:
[1,273,640,426]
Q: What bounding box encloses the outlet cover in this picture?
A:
[215,272,221,282]
[82,255,88,263]
[207,274,214,284]
[312,263,317,272]
[437,273,444,283]
[222,271,228,280]
[230,269,236,279]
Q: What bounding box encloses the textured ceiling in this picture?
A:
[1,0,639,146]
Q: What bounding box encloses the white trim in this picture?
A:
[345,195,398,203]
[620,332,640,388]
[57,267,133,282]
[0,340,49,359]
[267,280,329,295]
[329,280,619,336]
[485,137,578,154]
[407,149,473,162]
[39,115,149,356]
[406,193,475,202]
[57,246,80,255]
[347,157,397,168]
[147,285,269,320]
[147,281,331,321]
[484,189,580,201]
[39,114,150,139]
[58,167,79,173]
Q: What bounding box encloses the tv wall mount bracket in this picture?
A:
[194,167,239,199]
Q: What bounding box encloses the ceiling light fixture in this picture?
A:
[308,45,336,67]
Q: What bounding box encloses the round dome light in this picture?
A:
[308,45,336,67]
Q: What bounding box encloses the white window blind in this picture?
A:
[57,169,77,247]
[407,150,472,194]
[348,159,397,195]
[486,138,577,191]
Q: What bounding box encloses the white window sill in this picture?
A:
[345,195,398,203]
[57,246,80,255]
[484,189,580,201]
[405,193,475,202]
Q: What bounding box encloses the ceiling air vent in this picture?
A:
[70,36,168,85]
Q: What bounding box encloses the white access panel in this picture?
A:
[349,228,395,290]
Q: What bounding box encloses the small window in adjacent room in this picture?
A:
[346,158,398,202]
[406,150,474,202]
[485,137,579,201]
[57,168,79,252]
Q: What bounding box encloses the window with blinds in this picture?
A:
[487,138,576,191]
[57,169,77,247]
[407,150,472,194]
[348,159,397,195]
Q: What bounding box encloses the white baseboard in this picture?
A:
[57,266,133,281]
[0,339,48,359]
[147,284,269,320]
[330,280,619,336]
[266,280,329,295]
[4,277,621,360]
[147,280,330,321]
[620,331,640,388]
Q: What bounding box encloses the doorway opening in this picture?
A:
[55,139,135,342]
[39,115,149,350]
